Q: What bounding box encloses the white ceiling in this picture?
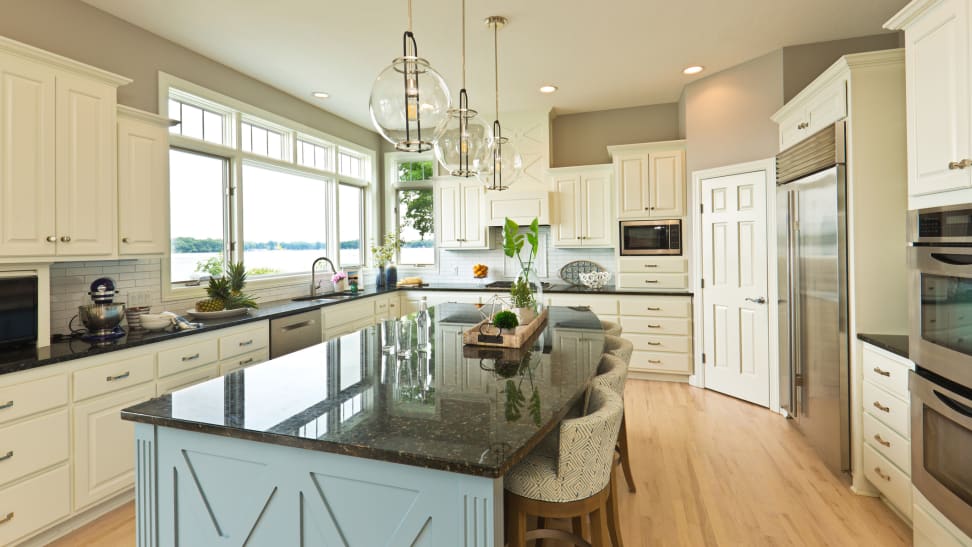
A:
[82,0,907,131]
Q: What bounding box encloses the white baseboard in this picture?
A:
[16,488,133,547]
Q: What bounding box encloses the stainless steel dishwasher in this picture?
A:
[270,309,322,358]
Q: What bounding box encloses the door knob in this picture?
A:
[745,297,767,304]
[60,236,71,243]
[46,236,56,243]
[122,237,130,244]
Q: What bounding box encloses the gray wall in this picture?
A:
[682,50,784,175]
[550,103,680,167]
[0,0,382,152]
[782,33,902,102]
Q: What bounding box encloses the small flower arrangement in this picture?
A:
[370,233,399,267]
[331,271,348,284]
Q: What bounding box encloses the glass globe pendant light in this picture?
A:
[369,0,451,152]
[480,16,523,191]
[433,0,492,177]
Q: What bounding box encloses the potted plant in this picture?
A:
[492,310,519,334]
[502,217,541,325]
[370,233,399,289]
[331,271,348,292]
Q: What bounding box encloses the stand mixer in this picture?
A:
[78,277,126,343]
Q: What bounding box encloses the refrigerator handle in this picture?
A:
[787,191,801,417]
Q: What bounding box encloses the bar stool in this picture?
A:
[598,349,636,495]
[601,320,622,337]
[505,385,624,547]
[603,335,633,367]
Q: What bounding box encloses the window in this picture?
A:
[339,184,363,267]
[390,157,435,265]
[169,149,229,283]
[241,164,330,277]
[162,74,376,296]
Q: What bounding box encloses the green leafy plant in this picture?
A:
[503,217,540,309]
[370,233,400,267]
[194,256,224,278]
[492,310,519,330]
[509,278,534,308]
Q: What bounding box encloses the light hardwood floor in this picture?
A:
[50,380,911,546]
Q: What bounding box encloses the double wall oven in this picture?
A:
[910,205,972,537]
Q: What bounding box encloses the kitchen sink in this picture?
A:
[291,293,355,302]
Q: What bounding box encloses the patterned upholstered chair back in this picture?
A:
[556,386,624,498]
[601,320,622,337]
[603,334,634,367]
[593,353,627,397]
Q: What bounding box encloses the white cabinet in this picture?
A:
[887,0,972,205]
[117,106,171,255]
[776,78,848,151]
[436,178,488,249]
[608,142,686,219]
[0,37,129,259]
[484,190,550,226]
[619,295,694,376]
[550,165,614,248]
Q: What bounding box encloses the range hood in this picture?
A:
[484,190,550,226]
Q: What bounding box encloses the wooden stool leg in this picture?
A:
[572,515,590,543]
[619,415,636,493]
[589,505,609,547]
[536,517,546,547]
[607,470,624,547]
[506,496,527,547]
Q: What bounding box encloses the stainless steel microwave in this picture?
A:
[619,219,682,256]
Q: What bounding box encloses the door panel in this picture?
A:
[618,155,649,219]
[461,182,484,248]
[435,182,461,248]
[118,115,168,254]
[583,174,613,246]
[702,170,770,406]
[553,176,581,245]
[649,150,685,217]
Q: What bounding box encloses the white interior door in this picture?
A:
[702,170,770,406]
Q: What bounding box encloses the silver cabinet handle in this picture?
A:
[647,359,662,364]
[873,367,890,377]
[874,434,891,448]
[0,512,13,525]
[122,237,130,243]
[46,236,57,243]
[181,353,200,362]
[949,159,972,170]
[106,371,130,382]
[238,340,254,347]
[873,467,891,481]
[0,451,13,462]
[745,297,767,304]
[281,320,314,331]
[60,236,71,242]
[0,401,12,411]
[643,280,659,284]
[646,341,662,346]
[647,324,662,329]
[873,401,890,413]
[646,306,661,311]
[643,264,658,268]
[239,358,254,366]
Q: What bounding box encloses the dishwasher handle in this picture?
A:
[280,320,315,331]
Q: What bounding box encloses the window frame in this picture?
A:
[385,151,438,268]
[160,73,376,301]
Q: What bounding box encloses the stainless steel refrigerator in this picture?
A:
[776,121,850,476]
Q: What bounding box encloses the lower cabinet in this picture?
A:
[72,382,155,510]
[0,465,71,546]
[157,363,220,396]
[218,347,270,375]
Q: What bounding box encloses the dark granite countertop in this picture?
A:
[416,282,694,297]
[121,304,604,478]
[857,333,909,360]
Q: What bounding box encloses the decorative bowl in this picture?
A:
[140,313,174,331]
[578,271,611,290]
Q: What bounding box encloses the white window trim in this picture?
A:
[385,151,439,271]
[159,72,376,301]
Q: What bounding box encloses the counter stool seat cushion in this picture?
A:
[603,334,634,367]
[601,320,622,337]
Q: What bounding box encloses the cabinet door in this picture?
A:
[648,150,685,217]
[617,154,650,219]
[906,0,972,196]
[73,382,155,510]
[779,110,809,151]
[460,181,487,248]
[582,173,614,246]
[118,115,168,254]
[435,181,462,248]
[55,72,117,256]
[0,52,56,256]
[553,174,582,246]
[807,79,848,133]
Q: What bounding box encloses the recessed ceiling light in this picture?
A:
[682,66,704,75]
[311,91,330,99]
[539,85,558,94]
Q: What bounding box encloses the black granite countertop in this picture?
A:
[857,333,909,360]
[416,282,694,297]
[121,304,604,478]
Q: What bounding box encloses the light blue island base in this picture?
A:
[134,424,503,547]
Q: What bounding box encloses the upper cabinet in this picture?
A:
[776,78,848,151]
[435,178,489,249]
[117,106,172,255]
[887,0,972,208]
[608,141,686,219]
[550,164,614,248]
[0,36,130,259]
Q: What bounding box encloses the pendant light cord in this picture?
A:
[407,0,413,33]
[461,0,467,89]
[493,22,499,120]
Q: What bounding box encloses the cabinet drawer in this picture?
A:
[617,273,688,290]
[627,333,691,353]
[630,351,691,374]
[219,326,269,360]
[324,300,375,328]
[0,465,70,547]
[157,363,219,396]
[863,412,910,475]
[0,375,67,425]
[619,297,691,318]
[74,353,154,402]
[862,344,911,398]
[620,316,691,336]
[618,257,687,273]
[158,339,218,378]
[327,317,375,340]
[862,444,912,520]
[0,410,69,488]
[219,347,269,375]
[863,381,910,439]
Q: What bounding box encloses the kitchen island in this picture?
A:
[121,304,604,546]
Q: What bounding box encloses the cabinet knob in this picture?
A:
[46,236,56,243]
[949,159,972,170]
[60,236,71,243]
[644,207,650,210]
[122,237,130,244]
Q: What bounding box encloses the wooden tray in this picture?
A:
[462,308,549,348]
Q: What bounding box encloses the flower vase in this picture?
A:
[334,279,348,292]
[510,265,543,326]
[376,265,387,289]
[385,264,398,289]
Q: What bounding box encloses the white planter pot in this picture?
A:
[513,307,536,326]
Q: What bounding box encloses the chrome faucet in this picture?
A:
[310,257,337,296]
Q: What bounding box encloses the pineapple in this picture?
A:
[196,277,230,312]
[224,261,258,310]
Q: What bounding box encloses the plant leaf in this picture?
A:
[529,388,542,427]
